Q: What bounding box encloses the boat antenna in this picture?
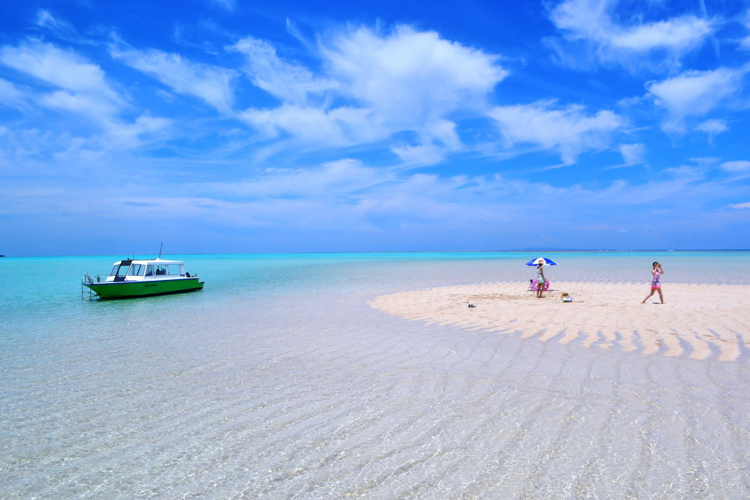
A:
[158,243,163,260]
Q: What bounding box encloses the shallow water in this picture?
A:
[1,252,749,498]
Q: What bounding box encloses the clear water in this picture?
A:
[1,252,749,498]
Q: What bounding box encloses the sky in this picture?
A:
[1,0,750,256]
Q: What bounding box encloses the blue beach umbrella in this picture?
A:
[525,257,558,266]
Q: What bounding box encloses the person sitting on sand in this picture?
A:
[641,262,664,304]
[536,263,546,299]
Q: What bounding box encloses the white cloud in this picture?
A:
[487,101,624,164]
[646,67,746,132]
[390,144,447,166]
[696,119,728,139]
[39,90,120,124]
[104,115,172,148]
[229,37,335,104]
[729,202,750,209]
[320,25,506,125]
[35,10,91,45]
[210,0,235,11]
[204,158,392,198]
[721,160,750,173]
[741,9,750,50]
[609,16,714,51]
[168,156,742,231]
[619,143,646,166]
[0,40,172,155]
[664,165,704,182]
[0,78,31,110]
[111,45,238,113]
[0,39,122,104]
[2,139,745,249]
[238,104,377,146]
[235,25,507,163]
[0,39,126,128]
[390,119,461,165]
[549,0,717,68]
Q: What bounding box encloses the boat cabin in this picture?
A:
[106,259,190,282]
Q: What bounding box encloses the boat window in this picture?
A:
[116,264,130,277]
[127,264,144,276]
[109,265,119,276]
[145,265,154,277]
[167,264,183,276]
[154,265,168,276]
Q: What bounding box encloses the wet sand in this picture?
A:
[371,282,750,362]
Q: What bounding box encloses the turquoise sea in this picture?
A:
[1,252,749,498]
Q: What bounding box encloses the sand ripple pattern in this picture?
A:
[3,294,750,498]
[371,282,750,362]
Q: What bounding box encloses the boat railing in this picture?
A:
[81,273,105,300]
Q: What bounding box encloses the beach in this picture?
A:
[371,282,750,362]
[1,252,750,498]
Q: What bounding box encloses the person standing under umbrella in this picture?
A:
[536,262,546,298]
[526,257,555,297]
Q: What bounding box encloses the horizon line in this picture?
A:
[3,249,750,259]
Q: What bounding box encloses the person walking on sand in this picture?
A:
[641,262,664,304]
[536,263,546,298]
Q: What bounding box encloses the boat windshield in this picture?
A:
[116,264,130,278]
[109,265,119,276]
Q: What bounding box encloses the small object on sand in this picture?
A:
[468,303,476,308]
[561,292,573,303]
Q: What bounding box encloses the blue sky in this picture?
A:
[1,0,750,255]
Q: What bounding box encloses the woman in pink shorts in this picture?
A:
[641,262,664,304]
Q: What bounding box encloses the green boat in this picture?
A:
[82,258,204,300]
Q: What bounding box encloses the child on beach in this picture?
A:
[641,262,664,304]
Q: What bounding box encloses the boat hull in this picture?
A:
[84,278,204,300]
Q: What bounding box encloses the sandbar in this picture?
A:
[370,282,750,361]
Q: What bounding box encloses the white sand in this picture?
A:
[370,282,750,361]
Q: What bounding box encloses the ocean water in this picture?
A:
[1,252,749,498]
